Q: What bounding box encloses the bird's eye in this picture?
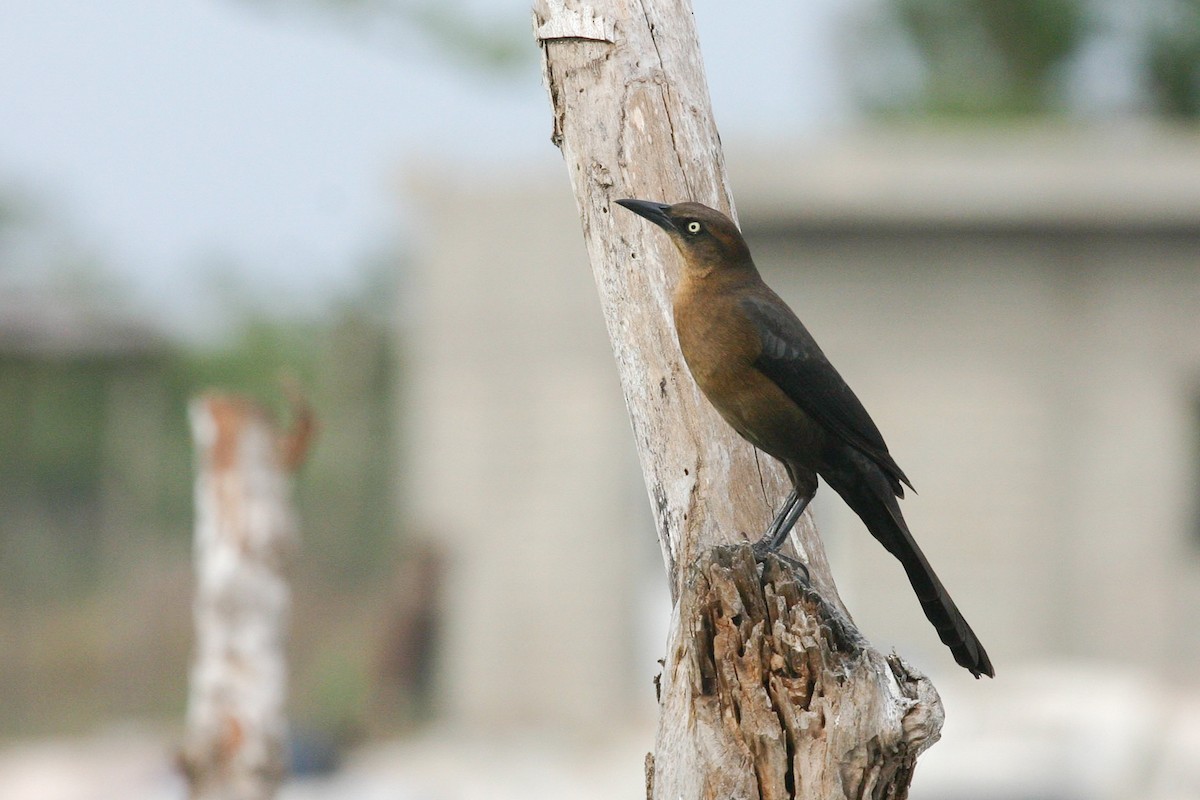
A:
[686,221,702,234]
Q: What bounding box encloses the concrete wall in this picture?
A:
[403,170,663,730]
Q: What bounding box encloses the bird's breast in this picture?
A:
[672,288,758,394]
[672,282,826,465]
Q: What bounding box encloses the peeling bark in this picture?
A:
[533,1,944,797]
[180,393,313,800]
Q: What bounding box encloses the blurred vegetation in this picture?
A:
[1146,0,1200,117]
[859,0,1200,119]
[894,0,1087,116]
[0,195,411,737]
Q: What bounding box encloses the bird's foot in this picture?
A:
[751,537,810,582]
[750,486,816,578]
[750,534,774,560]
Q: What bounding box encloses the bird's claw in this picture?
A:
[750,537,810,582]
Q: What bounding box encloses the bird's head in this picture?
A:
[616,199,753,272]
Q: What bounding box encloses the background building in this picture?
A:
[406,127,1200,753]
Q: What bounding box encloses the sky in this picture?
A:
[0,0,847,332]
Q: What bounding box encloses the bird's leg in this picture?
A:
[752,487,813,557]
[757,488,799,552]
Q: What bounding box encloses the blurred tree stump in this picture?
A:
[180,392,314,800]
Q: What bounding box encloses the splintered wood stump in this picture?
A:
[180,393,313,800]
[649,546,943,800]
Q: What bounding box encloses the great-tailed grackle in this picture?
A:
[616,198,994,678]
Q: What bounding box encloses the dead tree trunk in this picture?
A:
[533,2,944,797]
[180,392,314,800]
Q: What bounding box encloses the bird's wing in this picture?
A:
[740,294,914,493]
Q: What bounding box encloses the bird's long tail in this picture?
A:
[823,465,995,678]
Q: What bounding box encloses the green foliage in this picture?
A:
[174,318,323,419]
[873,0,1200,120]
[893,0,1087,116]
[296,639,372,730]
[1146,0,1200,118]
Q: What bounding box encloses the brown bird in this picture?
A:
[616,198,994,678]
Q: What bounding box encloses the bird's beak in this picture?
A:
[615,198,675,233]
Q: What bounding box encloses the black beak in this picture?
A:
[615,198,675,233]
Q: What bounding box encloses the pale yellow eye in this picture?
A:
[686,221,701,234]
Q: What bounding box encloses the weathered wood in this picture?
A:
[650,546,943,800]
[533,0,819,600]
[534,1,945,797]
[180,393,314,800]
